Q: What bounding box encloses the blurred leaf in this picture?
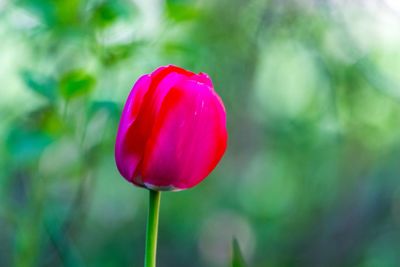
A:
[99,44,139,65]
[91,2,119,27]
[55,0,80,27]
[21,71,57,101]
[59,70,96,100]
[44,218,85,267]
[6,126,52,165]
[166,0,200,21]
[16,0,57,26]
[17,0,81,28]
[6,106,58,165]
[89,100,121,120]
[90,0,135,28]
[25,105,64,137]
[231,238,247,267]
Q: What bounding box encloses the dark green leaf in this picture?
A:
[231,238,247,267]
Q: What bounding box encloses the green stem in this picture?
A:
[144,190,161,267]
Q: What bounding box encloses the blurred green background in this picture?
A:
[1,0,400,266]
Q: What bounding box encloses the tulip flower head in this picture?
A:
[115,65,227,191]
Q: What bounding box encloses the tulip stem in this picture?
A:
[144,190,161,267]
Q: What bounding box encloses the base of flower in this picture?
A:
[144,183,182,192]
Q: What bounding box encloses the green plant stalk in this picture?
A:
[144,190,161,267]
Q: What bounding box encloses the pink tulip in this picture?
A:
[115,65,227,191]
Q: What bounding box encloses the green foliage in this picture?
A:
[6,125,52,165]
[99,44,138,65]
[91,3,120,27]
[59,70,96,100]
[88,100,121,120]
[166,0,200,21]
[90,1,133,28]
[21,71,57,101]
[231,238,247,267]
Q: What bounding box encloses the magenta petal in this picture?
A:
[193,72,214,88]
[140,79,227,190]
[116,66,194,186]
[115,74,151,183]
[149,71,189,117]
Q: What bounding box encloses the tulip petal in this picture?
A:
[115,74,151,183]
[194,72,214,88]
[117,65,195,186]
[140,79,227,190]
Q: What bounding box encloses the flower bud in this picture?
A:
[115,65,227,191]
